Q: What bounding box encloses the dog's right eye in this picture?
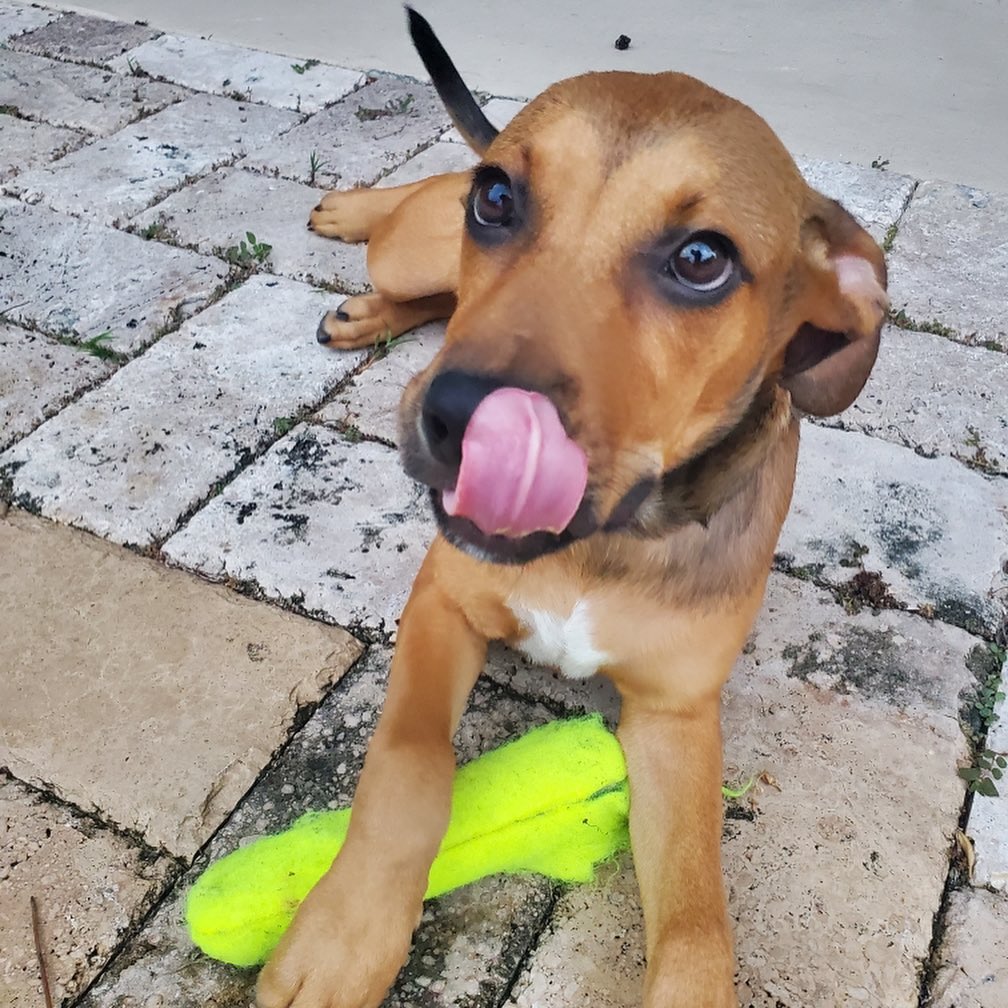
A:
[472,171,515,228]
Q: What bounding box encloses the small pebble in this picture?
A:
[615,34,632,51]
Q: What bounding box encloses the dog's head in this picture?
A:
[399,11,887,565]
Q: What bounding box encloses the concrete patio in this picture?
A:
[1,2,1006,1006]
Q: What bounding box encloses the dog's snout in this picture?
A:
[420,371,503,468]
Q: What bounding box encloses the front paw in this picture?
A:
[256,877,419,1008]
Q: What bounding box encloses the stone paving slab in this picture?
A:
[928,888,1008,1008]
[237,74,452,190]
[781,422,1008,637]
[0,0,59,44]
[8,92,299,226]
[163,423,433,637]
[78,648,557,1008]
[0,774,176,1008]
[9,9,160,66]
[376,138,479,187]
[0,507,362,858]
[796,156,915,243]
[317,322,445,443]
[0,111,84,182]
[0,320,111,451]
[818,324,1008,475]
[0,196,229,353]
[0,47,185,136]
[512,572,979,1007]
[887,180,1008,350]
[968,676,1008,891]
[109,33,365,113]
[0,276,365,546]
[132,165,371,292]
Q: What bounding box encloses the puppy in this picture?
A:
[258,10,887,1007]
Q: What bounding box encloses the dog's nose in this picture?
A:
[421,371,503,468]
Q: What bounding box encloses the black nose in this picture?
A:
[421,371,504,468]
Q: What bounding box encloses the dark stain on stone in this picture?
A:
[933,595,989,639]
[784,625,938,707]
[234,500,257,524]
[873,482,942,579]
[274,511,309,540]
[283,429,326,472]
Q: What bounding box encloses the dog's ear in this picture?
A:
[780,195,888,416]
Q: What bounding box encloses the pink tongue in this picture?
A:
[441,387,588,538]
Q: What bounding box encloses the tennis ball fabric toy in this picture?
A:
[186,715,631,967]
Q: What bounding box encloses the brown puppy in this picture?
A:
[258,10,887,1008]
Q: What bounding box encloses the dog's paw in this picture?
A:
[308,190,374,242]
[315,293,420,350]
[256,878,417,1008]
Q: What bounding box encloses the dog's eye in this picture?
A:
[472,173,515,227]
[668,233,735,291]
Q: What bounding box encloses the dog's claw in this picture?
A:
[316,316,332,344]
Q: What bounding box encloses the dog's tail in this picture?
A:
[406,6,498,155]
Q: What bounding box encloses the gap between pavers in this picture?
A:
[0,0,60,43]
[0,508,362,858]
[0,275,366,547]
[0,114,85,183]
[9,9,161,66]
[76,649,559,1008]
[0,775,176,1008]
[8,92,300,226]
[0,195,229,354]
[108,32,365,113]
[0,46,185,135]
[887,180,1008,351]
[0,320,112,452]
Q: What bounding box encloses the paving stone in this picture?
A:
[887,180,1008,349]
[817,324,1008,475]
[132,166,370,292]
[0,774,176,1008]
[780,423,1008,637]
[0,321,111,451]
[78,649,557,1008]
[0,112,84,181]
[0,197,229,354]
[238,75,452,190]
[0,1,60,44]
[440,97,528,144]
[0,507,362,858]
[9,10,160,66]
[512,572,978,1007]
[0,276,365,546]
[796,156,915,243]
[376,139,478,187]
[109,33,364,113]
[967,662,1008,891]
[928,888,1008,1008]
[163,424,433,637]
[0,48,185,135]
[8,92,299,226]
[316,321,445,442]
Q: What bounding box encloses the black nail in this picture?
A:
[315,317,332,344]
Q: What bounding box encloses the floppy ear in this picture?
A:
[780,194,888,416]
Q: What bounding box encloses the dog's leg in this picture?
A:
[308,179,432,242]
[316,291,456,349]
[315,171,470,349]
[256,545,486,1008]
[619,695,736,1008]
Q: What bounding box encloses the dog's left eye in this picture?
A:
[667,233,735,291]
[472,171,515,228]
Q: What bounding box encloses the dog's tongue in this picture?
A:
[442,387,588,538]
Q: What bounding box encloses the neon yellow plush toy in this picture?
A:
[186,715,631,967]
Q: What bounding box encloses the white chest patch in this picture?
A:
[510,599,610,679]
